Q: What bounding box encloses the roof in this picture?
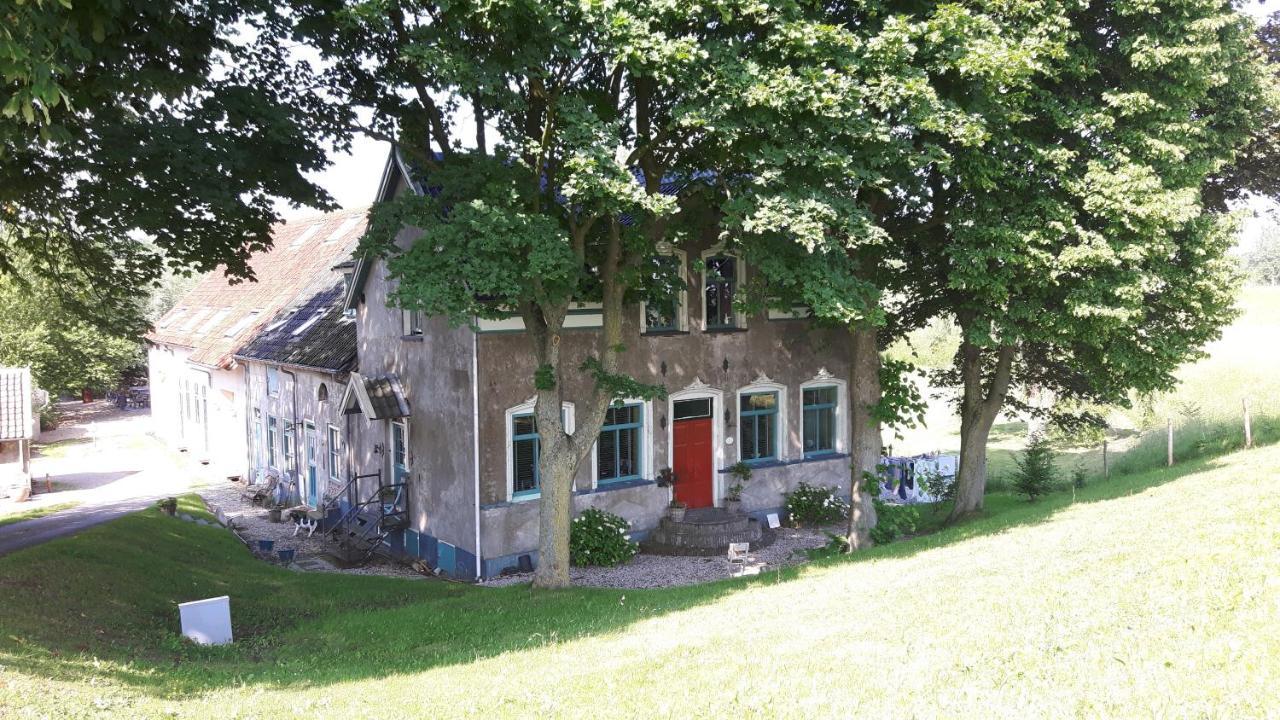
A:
[0,368,33,441]
[342,372,411,420]
[147,207,369,369]
[234,281,356,373]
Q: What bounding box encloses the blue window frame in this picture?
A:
[740,391,778,462]
[512,413,540,497]
[597,403,642,484]
[266,416,278,467]
[803,386,837,457]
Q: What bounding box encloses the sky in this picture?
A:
[287,2,1280,246]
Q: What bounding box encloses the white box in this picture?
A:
[178,596,233,645]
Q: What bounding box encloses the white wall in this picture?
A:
[148,345,249,478]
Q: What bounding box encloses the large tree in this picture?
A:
[292,1,875,587]
[1,0,341,310]
[930,0,1270,520]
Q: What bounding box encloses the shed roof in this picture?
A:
[147,207,368,369]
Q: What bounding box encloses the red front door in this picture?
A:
[673,416,714,508]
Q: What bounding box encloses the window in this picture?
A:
[390,420,408,482]
[292,311,324,336]
[266,367,280,397]
[253,414,264,466]
[506,402,573,500]
[196,308,230,336]
[224,310,261,338]
[402,308,424,336]
[673,397,712,420]
[267,416,278,467]
[642,252,685,333]
[704,254,739,329]
[740,391,778,462]
[803,386,838,457]
[597,403,643,484]
[511,413,540,497]
[283,423,295,472]
[328,425,342,481]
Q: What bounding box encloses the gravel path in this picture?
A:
[483,526,834,589]
[199,479,425,579]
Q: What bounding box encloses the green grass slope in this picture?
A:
[1,453,1278,718]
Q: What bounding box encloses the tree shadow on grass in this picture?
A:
[0,447,1260,699]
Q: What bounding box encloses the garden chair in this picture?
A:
[727,542,750,574]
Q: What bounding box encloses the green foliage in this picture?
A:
[1071,464,1088,490]
[1014,434,1058,502]
[38,403,59,432]
[0,267,142,394]
[919,469,955,509]
[569,508,637,567]
[533,364,556,392]
[869,500,920,546]
[1,1,338,301]
[725,461,752,502]
[579,357,667,405]
[1244,227,1280,285]
[784,482,848,528]
[874,359,927,439]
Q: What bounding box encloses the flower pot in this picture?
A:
[268,508,282,523]
[725,499,743,514]
[277,548,296,564]
[669,506,687,522]
[257,539,275,553]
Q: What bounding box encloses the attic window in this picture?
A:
[181,308,210,332]
[291,311,325,336]
[264,309,296,333]
[159,309,185,329]
[324,216,361,244]
[224,310,262,338]
[288,224,322,250]
[196,308,230,335]
[317,384,328,403]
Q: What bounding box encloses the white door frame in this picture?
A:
[666,380,726,507]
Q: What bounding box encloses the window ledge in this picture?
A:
[581,478,655,495]
[641,330,690,337]
[401,334,425,342]
[703,326,748,335]
[719,452,849,473]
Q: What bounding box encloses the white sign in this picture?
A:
[766,512,780,529]
[178,595,233,646]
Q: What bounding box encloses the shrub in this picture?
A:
[784,482,848,527]
[1013,433,1057,501]
[569,508,637,567]
[869,500,919,545]
[39,403,59,431]
[918,468,954,507]
[725,461,752,501]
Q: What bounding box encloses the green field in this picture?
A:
[2,445,1278,718]
[0,501,80,528]
[893,285,1280,486]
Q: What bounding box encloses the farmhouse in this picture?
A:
[146,208,368,478]
[328,154,857,579]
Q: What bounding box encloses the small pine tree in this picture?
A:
[1014,433,1057,502]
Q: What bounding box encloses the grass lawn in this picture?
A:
[2,447,1278,718]
[0,501,81,528]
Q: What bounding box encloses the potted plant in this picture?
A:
[656,467,678,488]
[724,462,752,513]
[268,504,283,523]
[157,497,177,516]
[668,499,687,521]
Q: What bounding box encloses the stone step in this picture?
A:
[644,508,763,556]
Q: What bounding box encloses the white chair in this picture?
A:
[727,542,750,573]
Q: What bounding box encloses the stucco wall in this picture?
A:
[242,361,348,504]
[472,237,858,574]
[147,345,247,477]
[353,254,478,575]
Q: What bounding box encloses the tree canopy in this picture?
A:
[0,0,341,310]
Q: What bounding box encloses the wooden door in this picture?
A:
[673,415,714,508]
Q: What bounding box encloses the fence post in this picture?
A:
[1244,398,1253,449]
[1167,419,1174,467]
[1102,439,1109,480]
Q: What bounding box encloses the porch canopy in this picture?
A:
[342,372,410,420]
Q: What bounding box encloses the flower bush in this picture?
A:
[569,508,638,567]
[784,482,848,527]
[869,500,920,545]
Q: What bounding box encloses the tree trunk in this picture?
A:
[845,323,880,550]
[531,223,629,589]
[948,335,1016,523]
